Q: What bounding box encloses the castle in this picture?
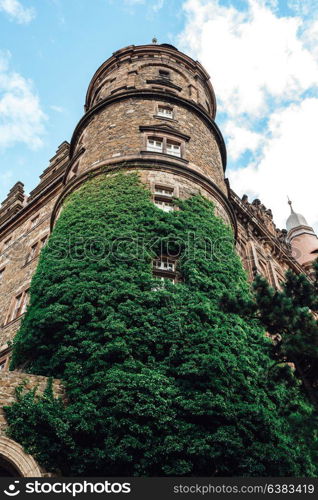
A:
[0,43,317,476]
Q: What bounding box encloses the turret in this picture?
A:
[51,43,236,232]
[286,200,318,271]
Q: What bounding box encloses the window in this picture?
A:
[154,199,174,212]
[147,137,163,153]
[157,106,173,119]
[153,256,177,287]
[8,289,29,322]
[70,163,79,179]
[25,235,48,265]
[40,235,48,248]
[26,242,38,264]
[0,360,6,371]
[154,185,175,212]
[3,237,11,250]
[31,215,39,229]
[155,186,173,197]
[0,268,5,283]
[152,276,176,290]
[159,69,171,80]
[154,257,176,272]
[166,140,181,157]
[147,136,182,157]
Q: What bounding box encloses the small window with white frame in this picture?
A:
[157,105,173,119]
[147,137,163,153]
[154,199,174,212]
[154,186,173,197]
[153,185,175,212]
[154,257,176,272]
[146,136,182,158]
[153,256,177,288]
[166,140,181,157]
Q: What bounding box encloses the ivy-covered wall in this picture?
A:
[5,173,317,476]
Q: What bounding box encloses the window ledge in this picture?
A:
[153,115,178,123]
[22,255,39,268]
[140,151,189,164]
[2,314,24,329]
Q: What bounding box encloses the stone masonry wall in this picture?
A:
[0,372,63,434]
[86,45,215,116]
[70,98,226,194]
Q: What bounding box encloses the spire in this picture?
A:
[287,197,295,214]
[286,199,315,237]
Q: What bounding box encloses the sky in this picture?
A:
[0,0,317,232]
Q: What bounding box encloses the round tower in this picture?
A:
[286,200,318,271]
[51,43,236,231]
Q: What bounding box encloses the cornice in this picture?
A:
[69,89,227,171]
[230,191,306,275]
[50,157,237,236]
[139,124,190,142]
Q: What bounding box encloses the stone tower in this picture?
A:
[0,43,314,476]
[51,43,236,232]
[287,200,318,272]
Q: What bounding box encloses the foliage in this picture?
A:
[5,173,318,476]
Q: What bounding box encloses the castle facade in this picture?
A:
[0,43,316,476]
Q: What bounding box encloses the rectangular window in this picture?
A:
[166,140,181,157]
[152,256,177,289]
[31,215,39,228]
[154,186,173,197]
[40,235,48,248]
[154,257,176,272]
[154,199,174,212]
[0,268,5,283]
[158,106,173,119]
[0,360,6,371]
[9,289,29,322]
[147,137,163,153]
[26,242,38,264]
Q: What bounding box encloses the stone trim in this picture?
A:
[139,124,190,142]
[0,437,43,477]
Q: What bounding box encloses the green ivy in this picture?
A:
[5,173,318,476]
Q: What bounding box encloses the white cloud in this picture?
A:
[122,0,164,11]
[0,51,46,150]
[50,104,64,113]
[177,0,318,232]
[0,0,35,24]
[179,0,318,118]
[224,123,263,161]
[230,98,318,232]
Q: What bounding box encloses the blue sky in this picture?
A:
[1,0,318,231]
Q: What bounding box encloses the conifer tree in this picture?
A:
[5,174,317,476]
[252,261,318,407]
